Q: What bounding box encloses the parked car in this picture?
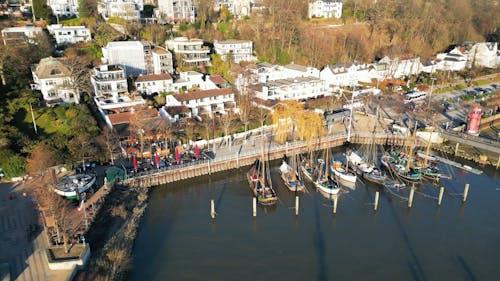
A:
[483,87,493,93]
[491,83,499,89]
[474,87,484,94]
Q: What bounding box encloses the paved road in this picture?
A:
[0,183,70,281]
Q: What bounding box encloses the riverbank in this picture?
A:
[74,183,149,281]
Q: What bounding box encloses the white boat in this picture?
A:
[53,173,96,199]
[280,160,305,192]
[331,160,357,184]
[347,150,386,184]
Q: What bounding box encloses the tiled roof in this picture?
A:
[136,73,172,83]
[209,75,227,84]
[174,88,233,102]
[107,108,159,124]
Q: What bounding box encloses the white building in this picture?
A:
[215,0,253,18]
[468,42,498,69]
[166,37,210,68]
[135,73,173,95]
[102,41,148,76]
[320,62,377,88]
[308,0,343,19]
[47,24,91,45]
[98,0,144,20]
[213,39,256,63]
[165,88,235,116]
[157,0,195,23]
[31,57,79,106]
[47,0,78,17]
[373,56,423,79]
[152,46,174,74]
[256,77,330,101]
[1,26,43,45]
[252,62,320,84]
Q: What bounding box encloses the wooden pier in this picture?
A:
[125,132,414,188]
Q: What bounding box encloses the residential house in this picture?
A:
[31,57,79,106]
[171,71,220,93]
[468,42,498,69]
[308,0,343,19]
[47,24,91,45]
[213,39,255,63]
[1,26,43,45]
[157,0,195,23]
[165,88,235,116]
[256,77,330,101]
[102,41,149,76]
[434,47,468,72]
[252,62,320,83]
[320,62,377,88]
[215,0,253,18]
[374,56,423,79]
[135,73,173,95]
[98,0,144,20]
[47,0,78,17]
[166,37,210,68]
[152,46,174,74]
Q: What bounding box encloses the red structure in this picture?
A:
[467,106,482,135]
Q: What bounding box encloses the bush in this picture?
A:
[0,150,25,178]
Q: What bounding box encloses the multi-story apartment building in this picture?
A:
[152,46,174,74]
[31,57,79,106]
[135,73,173,95]
[166,37,210,68]
[1,26,43,45]
[308,0,343,19]
[320,62,377,87]
[256,77,330,101]
[102,41,149,76]
[47,0,78,17]
[98,0,144,20]
[213,39,255,63]
[215,0,253,18]
[165,88,235,116]
[251,62,320,84]
[157,0,195,23]
[47,24,91,45]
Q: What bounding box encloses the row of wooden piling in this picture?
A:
[209,183,472,219]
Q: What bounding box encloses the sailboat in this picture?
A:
[246,130,278,205]
[331,158,357,185]
[346,150,386,184]
[314,148,341,196]
[280,128,305,192]
[414,128,443,182]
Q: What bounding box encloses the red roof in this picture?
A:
[174,88,233,102]
[136,73,172,83]
[209,75,227,85]
[107,108,159,125]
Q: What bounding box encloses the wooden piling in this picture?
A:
[210,199,215,219]
[437,187,444,206]
[496,155,500,170]
[463,183,470,203]
[374,191,379,211]
[208,160,211,175]
[333,195,338,214]
[295,196,299,216]
[454,143,460,154]
[236,152,239,168]
[408,186,415,208]
[252,197,257,217]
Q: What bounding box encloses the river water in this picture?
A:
[127,149,500,281]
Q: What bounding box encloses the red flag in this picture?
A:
[155,152,160,169]
[194,144,199,159]
[175,147,180,163]
[133,154,138,172]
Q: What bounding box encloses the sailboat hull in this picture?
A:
[247,160,278,205]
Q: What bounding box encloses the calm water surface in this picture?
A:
[127,151,500,281]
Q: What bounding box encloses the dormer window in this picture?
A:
[50,69,61,75]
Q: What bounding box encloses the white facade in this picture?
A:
[135,73,173,95]
[215,0,253,18]
[157,0,195,23]
[47,0,78,17]
[102,41,147,76]
[308,0,343,19]
[1,26,43,45]
[252,63,320,84]
[166,37,210,67]
[468,42,498,69]
[47,24,91,45]
[257,77,330,101]
[320,63,377,87]
[31,57,79,106]
[374,56,423,79]
[152,46,174,74]
[98,0,144,20]
[165,88,235,116]
[213,40,255,63]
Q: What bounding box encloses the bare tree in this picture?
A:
[61,52,92,102]
[26,142,56,176]
[219,112,236,146]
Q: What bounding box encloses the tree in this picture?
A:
[219,112,236,146]
[61,52,92,102]
[208,54,234,83]
[68,134,97,168]
[32,0,52,20]
[26,142,56,175]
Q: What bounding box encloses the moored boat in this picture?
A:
[247,160,278,205]
[280,160,305,192]
[331,160,357,184]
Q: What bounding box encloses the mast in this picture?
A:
[406,121,418,172]
[423,122,434,168]
[324,146,329,182]
[260,126,266,187]
[291,124,296,181]
[347,86,355,142]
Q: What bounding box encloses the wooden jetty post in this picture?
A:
[408,186,415,208]
[437,187,445,206]
[374,191,379,211]
[295,196,299,216]
[208,159,211,175]
[454,143,460,155]
[496,155,500,170]
[252,197,257,217]
[210,199,216,219]
[333,195,338,214]
[463,183,470,203]
[236,152,239,168]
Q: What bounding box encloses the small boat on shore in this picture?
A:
[53,173,96,199]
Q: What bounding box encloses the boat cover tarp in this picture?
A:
[106,166,126,183]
